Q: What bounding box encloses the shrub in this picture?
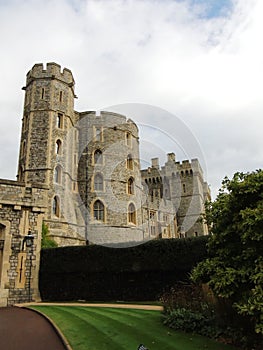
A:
[39,237,208,301]
[161,283,262,349]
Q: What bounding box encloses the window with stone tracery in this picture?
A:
[93,200,105,222]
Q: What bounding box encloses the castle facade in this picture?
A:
[0,63,210,305]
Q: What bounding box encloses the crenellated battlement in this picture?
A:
[176,158,203,176]
[26,62,75,86]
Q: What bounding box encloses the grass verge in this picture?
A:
[30,305,237,350]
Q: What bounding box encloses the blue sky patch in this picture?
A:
[190,0,233,18]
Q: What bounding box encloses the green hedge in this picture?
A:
[39,236,208,301]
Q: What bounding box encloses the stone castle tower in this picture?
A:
[77,111,144,245]
[17,63,84,245]
[17,63,148,246]
[0,62,210,306]
[15,62,210,246]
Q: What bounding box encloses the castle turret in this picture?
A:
[17,63,83,246]
[17,62,76,185]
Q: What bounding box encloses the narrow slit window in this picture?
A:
[52,196,60,217]
[57,113,63,128]
[95,127,102,141]
[94,174,103,191]
[128,177,134,194]
[54,165,62,184]
[126,132,132,147]
[56,140,62,154]
[127,154,133,170]
[94,149,102,164]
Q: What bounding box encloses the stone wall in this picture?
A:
[0,179,47,306]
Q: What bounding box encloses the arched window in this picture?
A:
[55,139,62,154]
[93,200,105,222]
[94,173,103,191]
[52,196,60,217]
[54,165,62,184]
[94,149,102,164]
[127,177,134,194]
[128,203,136,224]
[127,154,133,170]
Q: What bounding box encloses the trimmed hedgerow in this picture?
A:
[39,236,208,302]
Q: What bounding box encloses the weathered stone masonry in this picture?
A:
[0,180,47,306]
[0,62,210,305]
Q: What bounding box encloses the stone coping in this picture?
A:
[17,302,163,311]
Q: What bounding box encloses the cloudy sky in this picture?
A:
[0,0,262,198]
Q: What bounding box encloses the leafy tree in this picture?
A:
[41,222,58,248]
[191,170,263,335]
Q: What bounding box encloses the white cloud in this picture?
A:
[0,0,262,198]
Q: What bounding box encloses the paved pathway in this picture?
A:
[0,303,162,350]
[20,302,163,311]
[0,306,67,350]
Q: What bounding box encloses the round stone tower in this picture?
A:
[77,111,144,246]
[17,63,84,245]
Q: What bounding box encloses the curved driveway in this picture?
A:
[0,307,67,350]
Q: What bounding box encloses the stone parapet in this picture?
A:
[26,62,75,87]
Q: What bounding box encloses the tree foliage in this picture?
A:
[191,170,263,335]
[41,222,58,248]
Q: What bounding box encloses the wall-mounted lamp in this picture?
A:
[22,229,34,302]
[22,230,34,251]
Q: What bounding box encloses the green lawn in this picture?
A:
[30,306,236,350]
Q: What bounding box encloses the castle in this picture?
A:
[0,63,210,306]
